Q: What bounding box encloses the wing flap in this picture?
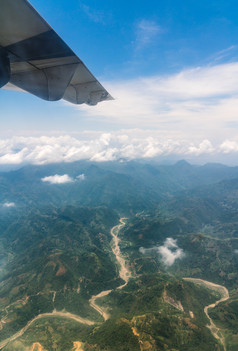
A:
[10,63,78,101]
[63,63,113,105]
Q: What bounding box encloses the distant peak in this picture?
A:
[174,160,191,168]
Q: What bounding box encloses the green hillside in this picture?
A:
[1,161,238,350]
[0,206,121,342]
[2,160,238,214]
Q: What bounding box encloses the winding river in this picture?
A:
[89,217,131,320]
[0,218,130,349]
[183,278,229,351]
[0,220,230,351]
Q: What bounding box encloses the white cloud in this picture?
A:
[158,238,184,266]
[139,238,184,267]
[42,173,86,184]
[188,140,215,156]
[41,174,74,184]
[135,19,161,49]
[209,46,237,64]
[77,173,86,180]
[78,62,238,142]
[3,202,15,208]
[80,3,105,24]
[1,133,238,166]
[2,62,238,165]
[220,140,238,153]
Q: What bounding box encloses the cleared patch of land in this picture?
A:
[31,343,44,351]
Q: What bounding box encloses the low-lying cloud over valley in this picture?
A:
[41,173,86,184]
[139,238,184,267]
[41,174,74,184]
[2,202,16,208]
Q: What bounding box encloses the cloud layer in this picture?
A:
[139,238,184,266]
[2,62,238,165]
[1,133,238,166]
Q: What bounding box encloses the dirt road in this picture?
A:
[0,310,94,349]
[183,278,229,351]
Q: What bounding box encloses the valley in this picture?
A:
[1,160,238,350]
[183,278,230,350]
[0,217,132,349]
[89,217,131,321]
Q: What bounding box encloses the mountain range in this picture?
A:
[1,160,238,350]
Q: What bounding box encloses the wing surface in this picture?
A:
[0,0,112,105]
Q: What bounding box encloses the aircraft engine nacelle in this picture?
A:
[0,50,10,88]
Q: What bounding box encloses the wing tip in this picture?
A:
[106,94,114,101]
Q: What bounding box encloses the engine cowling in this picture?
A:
[0,50,10,88]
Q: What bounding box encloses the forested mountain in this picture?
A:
[2,160,238,213]
[1,161,238,350]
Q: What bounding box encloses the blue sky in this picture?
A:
[2,0,238,165]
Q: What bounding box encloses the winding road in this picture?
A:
[0,311,94,349]
[183,278,229,351]
[0,218,130,349]
[0,220,229,351]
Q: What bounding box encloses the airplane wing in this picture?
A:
[0,0,113,105]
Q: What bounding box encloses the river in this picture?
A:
[183,278,229,351]
[89,217,131,320]
[0,221,229,350]
[0,218,130,348]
